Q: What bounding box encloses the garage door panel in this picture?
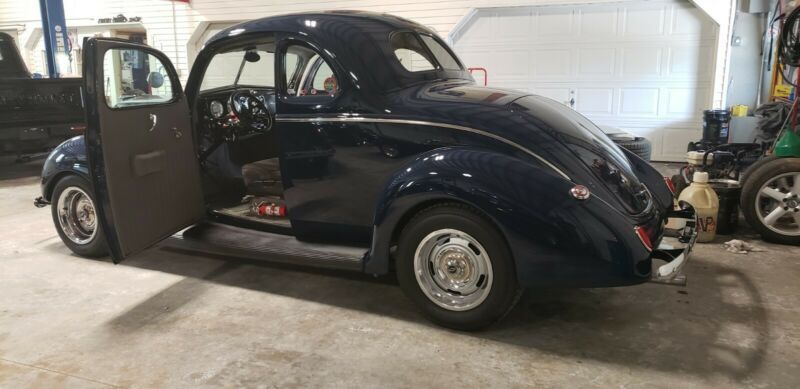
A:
[578,9,619,38]
[621,47,663,77]
[622,7,667,36]
[495,10,532,39]
[457,50,491,71]
[533,49,571,78]
[576,88,614,115]
[532,88,571,105]
[666,88,709,117]
[491,51,529,78]
[578,48,615,77]
[451,0,714,161]
[668,45,712,79]
[659,127,702,160]
[620,88,660,116]
[671,6,716,38]
[536,9,574,36]
[458,14,494,44]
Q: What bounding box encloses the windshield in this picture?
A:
[200,48,274,91]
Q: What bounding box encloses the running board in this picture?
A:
[165,222,367,271]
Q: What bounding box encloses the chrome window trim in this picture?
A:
[275,115,571,181]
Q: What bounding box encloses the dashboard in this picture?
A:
[198,87,276,141]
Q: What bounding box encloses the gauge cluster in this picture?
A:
[209,100,225,118]
[199,89,277,142]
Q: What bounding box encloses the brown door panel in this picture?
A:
[84,38,205,260]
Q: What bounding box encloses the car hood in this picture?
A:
[386,81,651,215]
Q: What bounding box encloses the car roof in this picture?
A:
[196,11,464,94]
[206,11,435,49]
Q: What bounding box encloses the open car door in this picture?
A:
[83,38,204,262]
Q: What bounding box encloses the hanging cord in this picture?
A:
[776,5,800,134]
[777,6,800,86]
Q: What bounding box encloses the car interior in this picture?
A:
[192,37,339,231]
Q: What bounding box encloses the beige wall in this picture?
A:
[0,0,733,106]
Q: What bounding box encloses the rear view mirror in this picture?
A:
[245,51,260,63]
[147,72,165,88]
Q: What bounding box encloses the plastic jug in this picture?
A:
[678,171,720,242]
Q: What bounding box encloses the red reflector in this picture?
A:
[664,176,676,195]
[634,226,653,252]
[70,125,86,134]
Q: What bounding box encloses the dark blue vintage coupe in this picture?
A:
[35,11,696,330]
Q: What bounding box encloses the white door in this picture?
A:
[450,0,717,161]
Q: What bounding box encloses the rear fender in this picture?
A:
[366,147,650,287]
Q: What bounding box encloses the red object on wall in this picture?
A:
[468,67,488,86]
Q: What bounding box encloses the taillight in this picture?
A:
[663,176,676,195]
[634,226,653,252]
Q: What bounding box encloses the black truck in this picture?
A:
[0,32,83,160]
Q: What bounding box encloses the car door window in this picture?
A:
[283,44,339,98]
[102,48,175,109]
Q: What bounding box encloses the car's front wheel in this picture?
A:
[51,175,109,257]
[396,203,521,330]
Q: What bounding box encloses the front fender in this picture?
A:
[366,147,653,287]
[41,135,89,200]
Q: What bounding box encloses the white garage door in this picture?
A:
[450,0,717,161]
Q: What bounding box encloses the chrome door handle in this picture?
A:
[148,114,157,132]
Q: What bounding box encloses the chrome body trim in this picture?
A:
[275,115,571,180]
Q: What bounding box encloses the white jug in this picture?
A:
[678,171,719,242]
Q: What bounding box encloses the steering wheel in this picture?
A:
[229,90,273,135]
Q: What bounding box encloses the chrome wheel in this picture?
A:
[56,186,97,245]
[755,172,800,236]
[413,229,493,311]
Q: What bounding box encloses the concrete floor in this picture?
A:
[1,158,799,388]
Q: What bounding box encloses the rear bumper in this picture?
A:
[650,203,697,286]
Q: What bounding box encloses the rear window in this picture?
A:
[391,32,462,73]
[419,35,461,70]
[391,32,435,72]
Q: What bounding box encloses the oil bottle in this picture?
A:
[678,171,719,242]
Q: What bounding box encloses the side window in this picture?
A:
[308,56,338,96]
[283,52,301,94]
[391,32,435,72]
[283,44,339,98]
[102,48,174,109]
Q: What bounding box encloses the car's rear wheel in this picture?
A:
[396,203,521,330]
[51,175,109,257]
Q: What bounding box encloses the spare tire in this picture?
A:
[614,137,652,161]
